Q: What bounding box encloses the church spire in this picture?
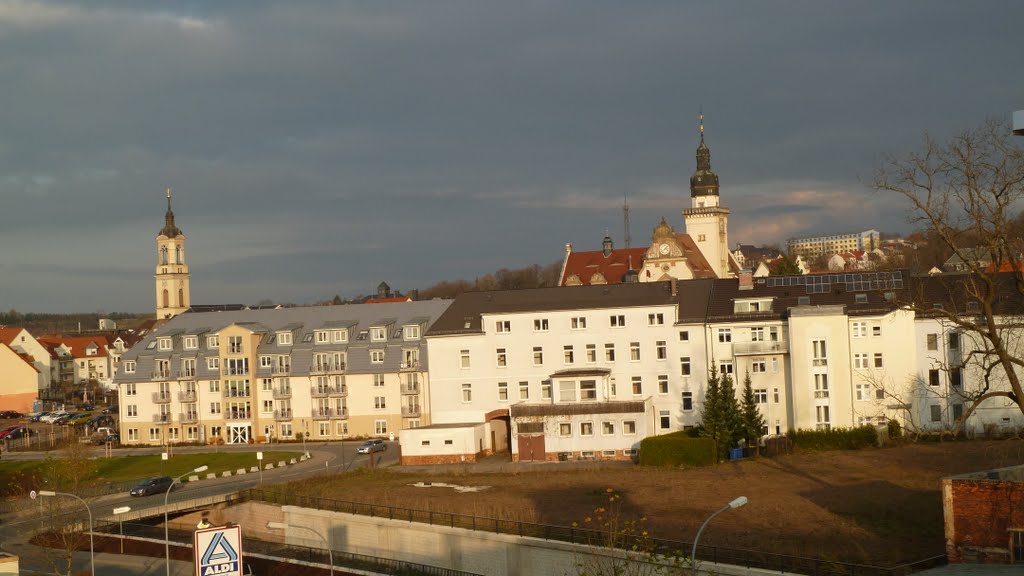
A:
[690,111,719,198]
[160,187,183,237]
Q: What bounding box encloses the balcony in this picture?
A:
[178,369,196,380]
[399,361,420,372]
[814,390,830,399]
[224,410,252,421]
[152,369,171,380]
[223,388,251,399]
[311,385,345,398]
[310,361,345,375]
[329,385,348,398]
[272,364,291,375]
[152,391,172,403]
[401,405,421,417]
[332,407,349,420]
[222,366,250,377]
[812,358,828,367]
[400,384,420,395]
[274,409,293,421]
[312,408,332,420]
[272,387,292,399]
[733,340,789,356]
[152,413,171,424]
[179,412,199,424]
[178,391,197,403]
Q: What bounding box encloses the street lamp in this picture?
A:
[113,506,131,554]
[165,465,208,576]
[38,490,95,576]
[267,521,333,576]
[691,496,748,576]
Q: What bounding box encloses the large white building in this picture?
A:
[787,230,881,259]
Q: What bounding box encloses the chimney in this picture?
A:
[738,269,754,291]
[671,278,678,297]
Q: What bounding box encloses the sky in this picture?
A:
[1,1,1022,313]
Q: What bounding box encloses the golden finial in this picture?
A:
[166,187,172,199]
[699,107,704,140]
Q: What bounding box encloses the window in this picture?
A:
[631,376,642,396]
[260,355,273,368]
[679,330,689,341]
[966,301,981,313]
[658,375,669,394]
[370,350,385,364]
[519,381,529,400]
[495,320,511,334]
[370,327,386,341]
[586,344,597,363]
[814,374,829,398]
[718,328,732,343]
[461,383,472,402]
[158,338,172,351]
[404,325,420,340]
[559,423,572,437]
[261,378,272,391]
[750,327,765,342]
[496,348,507,367]
[373,374,385,387]
[533,347,544,366]
[571,316,587,330]
[648,313,664,326]
[798,296,811,306]
[680,357,691,376]
[948,332,960,350]
[872,323,881,337]
[209,380,220,393]
[375,420,388,435]
[605,344,615,362]
[873,353,883,368]
[207,357,220,371]
[926,334,938,350]
[374,396,386,410]
[774,388,780,403]
[950,368,963,388]
[316,331,330,344]
[855,383,870,401]
[754,388,768,403]
[183,336,198,350]
[580,380,597,401]
[623,420,636,435]
[580,422,594,436]
[751,358,766,373]
[262,399,273,413]
[602,421,615,435]
[460,349,471,369]
[656,340,667,360]
[855,293,868,304]
[229,336,243,353]
[929,369,940,387]
[630,342,641,361]
[610,315,626,328]
[816,405,831,430]
[659,410,671,429]
[682,392,693,411]
[812,339,827,366]
[952,404,964,422]
[126,405,137,417]
[852,322,867,338]
[541,380,552,400]
[719,361,734,375]
[150,428,161,442]
[497,382,508,401]
[124,361,136,374]
[564,345,574,364]
[334,329,348,343]
[278,332,292,346]
[558,380,576,402]
[930,405,942,422]
[533,319,549,332]
[854,353,869,369]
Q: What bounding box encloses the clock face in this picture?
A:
[659,243,671,255]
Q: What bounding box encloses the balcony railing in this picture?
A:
[312,408,332,420]
[152,369,171,379]
[273,364,291,375]
[152,413,171,423]
[178,391,197,403]
[310,361,345,374]
[401,405,421,417]
[400,361,420,371]
[812,358,828,367]
[152,392,172,403]
[223,388,251,398]
[272,387,292,399]
[329,385,348,397]
[179,369,196,379]
[311,385,346,398]
[273,409,292,421]
[223,366,250,376]
[332,407,349,420]
[179,412,199,424]
[224,410,252,421]
[814,390,830,399]
[400,384,420,395]
[733,340,789,356]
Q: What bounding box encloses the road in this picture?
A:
[0,440,398,575]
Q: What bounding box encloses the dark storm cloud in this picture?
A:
[1,0,1022,312]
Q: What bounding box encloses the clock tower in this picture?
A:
[155,188,191,319]
[683,115,733,277]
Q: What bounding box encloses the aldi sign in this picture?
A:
[194,525,243,576]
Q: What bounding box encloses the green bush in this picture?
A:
[639,432,717,467]
[887,419,902,442]
[786,426,879,451]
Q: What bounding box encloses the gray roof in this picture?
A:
[115,299,452,384]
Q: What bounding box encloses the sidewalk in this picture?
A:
[916,564,1022,575]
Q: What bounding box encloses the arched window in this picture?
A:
[160,247,168,265]
[175,246,182,264]
[178,288,184,307]
[162,289,169,308]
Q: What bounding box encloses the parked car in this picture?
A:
[93,433,120,445]
[0,410,23,419]
[79,403,94,411]
[0,426,19,439]
[29,412,50,422]
[40,411,66,423]
[68,413,94,425]
[356,439,387,454]
[86,415,114,427]
[102,405,119,415]
[53,413,76,425]
[0,427,32,440]
[129,477,175,497]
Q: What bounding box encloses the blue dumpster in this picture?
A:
[728,448,744,460]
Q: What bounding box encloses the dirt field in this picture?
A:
[282,439,1024,566]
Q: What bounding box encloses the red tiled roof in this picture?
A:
[561,247,647,285]
[0,327,23,346]
[37,335,111,359]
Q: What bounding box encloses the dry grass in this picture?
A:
[283,439,1024,565]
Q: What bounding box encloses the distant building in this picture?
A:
[787,230,880,259]
[155,188,192,319]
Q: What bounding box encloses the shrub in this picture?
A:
[639,432,717,467]
[887,420,902,442]
[787,426,879,451]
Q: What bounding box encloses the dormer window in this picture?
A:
[370,327,386,342]
[278,332,293,346]
[183,336,198,350]
[158,338,172,351]
[734,299,773,314]
[357,330,369,341]
[86,346,97,356]
[316,331,330,344]
[124,361,136,374]
[403,325,421,340]
[333,329,348,343]
[207,335,219,349]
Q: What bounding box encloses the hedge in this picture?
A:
[639,432,717,467]
[786,425,879,451]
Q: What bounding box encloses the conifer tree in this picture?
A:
[719,372,742,454]
[700,366,726,459]
[740,369,767,452]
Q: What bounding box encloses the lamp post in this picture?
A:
[38,490,94,576]
[165,465,208,576]
[267,521,333,576]
[691,496,748,576]
[113,506,131,555]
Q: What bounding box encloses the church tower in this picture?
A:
[683,114,733,277]
[155,188,191,319]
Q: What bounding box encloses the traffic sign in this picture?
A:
[194,524,242,576]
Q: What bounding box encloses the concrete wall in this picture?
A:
[943,466,1024,563]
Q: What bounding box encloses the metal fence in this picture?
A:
[241,488,948,576]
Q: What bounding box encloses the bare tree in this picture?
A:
[37,441,99,576]
[872,118,1024,427]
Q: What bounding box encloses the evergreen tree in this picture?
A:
[740,370,767,452]
[699,366,726,459]
[719,373,742,453]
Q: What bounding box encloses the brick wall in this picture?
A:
[944,477,1024,563]
[401,453,479,465]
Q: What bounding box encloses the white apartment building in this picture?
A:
[113,300,451,446]
[788,230,880,259]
